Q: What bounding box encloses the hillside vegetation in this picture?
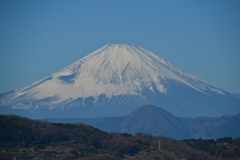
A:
[0,115,239,160]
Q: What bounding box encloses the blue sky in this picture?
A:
[0,0,240,94]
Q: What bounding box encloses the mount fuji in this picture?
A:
[1,44,240,119]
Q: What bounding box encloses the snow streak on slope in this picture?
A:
[2,44,227,108]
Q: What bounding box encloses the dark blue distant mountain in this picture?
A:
[45,105,240,140]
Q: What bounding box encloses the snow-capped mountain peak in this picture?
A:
[12,44,207,101]
[1,44,239,118]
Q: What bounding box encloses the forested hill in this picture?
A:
[0,115,240,160]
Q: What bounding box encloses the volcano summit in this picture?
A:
[1,44,239,118]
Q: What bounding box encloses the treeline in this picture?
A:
[183,137,240,159]
[0,115,239,160]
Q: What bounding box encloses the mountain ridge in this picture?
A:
[45,104,240,140]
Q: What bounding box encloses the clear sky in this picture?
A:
[0,0,240,94]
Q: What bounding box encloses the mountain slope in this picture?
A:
[116,105,191,139]
[117,105,240,139]
[1,44,240,118]
[45,105,240,140]
[211,113,240,138]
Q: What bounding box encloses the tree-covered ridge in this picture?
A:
[0,115,239,160]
